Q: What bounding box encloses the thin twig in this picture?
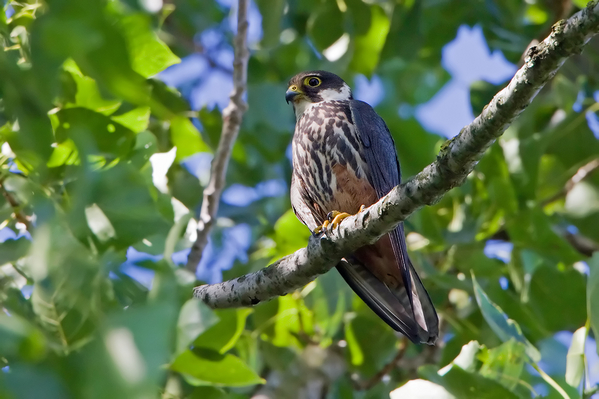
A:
[533,363,571,399]
[541,158,599,206]
[561,230,599,256]
[185,0,249,272]
[352,337,409,391]
[0,176,31,229]
[194,1,599,308]
[489,157,599,257]
[540,158,599,256]
[584,384,599,399]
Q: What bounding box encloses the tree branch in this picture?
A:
[185,0,249,272]
[541,157,599,206]
[352,337,409,391]
[194,2,599,307]
[0,176,31,229]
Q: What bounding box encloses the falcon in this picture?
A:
[285,71,438,344]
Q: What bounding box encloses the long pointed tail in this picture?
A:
[336,256,438,344]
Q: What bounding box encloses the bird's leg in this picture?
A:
[313,220,330,235]
[313,205,366,235]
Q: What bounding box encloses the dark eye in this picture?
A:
[306,77,321,87]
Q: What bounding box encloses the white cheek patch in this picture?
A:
[319,83,352,101]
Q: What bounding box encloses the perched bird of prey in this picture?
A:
[285,71,438,344]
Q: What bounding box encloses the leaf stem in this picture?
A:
[533,363,570,399]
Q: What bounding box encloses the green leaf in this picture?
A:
[171,348,264,387]
[432,340,530,397]
[54,107,136,158]
[85,203,117,242]
[77,293,178,398]
[271,295,303,348]
[478,340,527,391]
[177,299,219,353]
[307,3,344,52]
[0,237,31,264]
[472,273,541,362]
[349,5,390,76]
[3,364,68,399]
[111,106,150,133]
[572,0,591,8]
[170,116,211,161]
[528,266,587,332]
[343,311,397,375]
[47,138,80,167]
[273,209,311,257]
[421,363,521,399]
[565,326,587,387]
[164,211,193,264]
[306,270,351,342]
[120,14,180,78]
[72,163,171,248]
[344,318,364,366]
[255,0,285,49]
[0,314,47,361]
[188,386,229,399]
[588,253,599,357]
[506,209,582,264]
[193,308,253,353]
[441,340,482,373]
[28,224,103,352]
[63,59,122,115]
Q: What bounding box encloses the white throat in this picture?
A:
[293,99,313,121]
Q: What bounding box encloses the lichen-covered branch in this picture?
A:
[194,1,599,307]
[186,0,249,271]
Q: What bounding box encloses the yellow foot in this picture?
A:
[327,210,351,229]
[313,205,366,235]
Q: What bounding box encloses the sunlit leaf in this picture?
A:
[273,209,311,257]
[111,107,151,133]
[349,5,390,76]
[170,116,211,161]
[588,253,599,357]
[119,14,180,78]
[478,339,527,391]
[63,59,122,115]
[171,348,264,387]
[47,138,80,167]
[565,326,587,387]
[344,318,364,366]
[177,299,219,353]
[193,308,252,354]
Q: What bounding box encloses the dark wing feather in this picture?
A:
[341,100,438,344]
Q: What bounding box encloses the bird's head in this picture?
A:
[286,71,352,117]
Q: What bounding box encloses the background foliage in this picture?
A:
[0,0,598,398]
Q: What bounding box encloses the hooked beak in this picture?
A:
[285,86,302,104]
